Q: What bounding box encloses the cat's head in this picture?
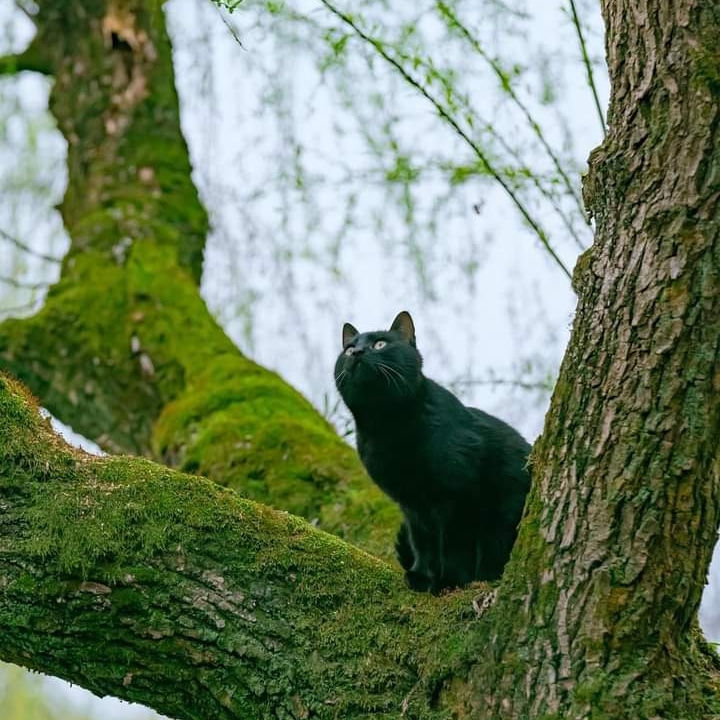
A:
[334,311,423,411]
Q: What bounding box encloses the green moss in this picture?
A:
[0,371,384,589]
[1,375,454,717]
[0,374,73,481]
[0,374,41,433]
[150,339,398,555]
[692,40,720,95]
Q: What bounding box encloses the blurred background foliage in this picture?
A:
[0,663,163,720]
[1,0,608,443]
[0,665,93,720]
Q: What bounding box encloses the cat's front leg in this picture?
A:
[394,521,414,571]
[402,508,442,592]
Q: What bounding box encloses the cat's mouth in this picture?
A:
[347,357,378,381]
[346,355,365,371]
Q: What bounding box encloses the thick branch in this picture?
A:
[0,374,480,719]
[0,0,396,555]
[459,1,720,716]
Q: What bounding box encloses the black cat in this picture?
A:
[334,311,531,592]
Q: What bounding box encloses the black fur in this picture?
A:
[334,311,531,592]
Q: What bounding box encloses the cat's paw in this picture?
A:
[404,569,434,592]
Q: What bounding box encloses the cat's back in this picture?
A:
[415,380,492,482]
[465,405,531,505]
[421,379,531,485]
[466,406,531,456]
[421,379,520,449]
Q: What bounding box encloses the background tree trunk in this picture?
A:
[0,0,719,718]
[0,0,397,558]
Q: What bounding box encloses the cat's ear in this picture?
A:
[342,322,359,348]
[390,311,416,345]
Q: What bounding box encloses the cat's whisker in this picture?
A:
[383,364,406,385]
[382,365,402,392]
[375,364,399,392]
[375,364,392,388]
[376,366,394,391]
[382,366,403,393]
[378,361,401,378]
[377,362,409,393]
[335,369,348,387]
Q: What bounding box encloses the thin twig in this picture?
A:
[14,1,37,20]
[435,1,589,239]
[214,3,246,49]
[0,274,49,290]
[488,123,588,249]
[454,377,554,392]
[568,0,606,137]
[0,228,62,263]
[317,0,572,280]
[404,50,587,249]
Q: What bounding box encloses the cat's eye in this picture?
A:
[373,340,387,350]
[344,347,354,356]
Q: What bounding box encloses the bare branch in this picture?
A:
[568,0,607,136]
[435,0,590,240]
[453,376,554,392]
[0,227,62,263]
[317,0,573,280]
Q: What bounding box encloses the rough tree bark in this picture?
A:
[0,0,719,719]
[0,375,476,719]
[457,1,720,714]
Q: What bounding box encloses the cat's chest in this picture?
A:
[357,430,438,504]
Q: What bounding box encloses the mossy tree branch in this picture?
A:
[0,374,481,720]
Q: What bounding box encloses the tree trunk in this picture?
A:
[0,0,719,718]
[457,0,720,716]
